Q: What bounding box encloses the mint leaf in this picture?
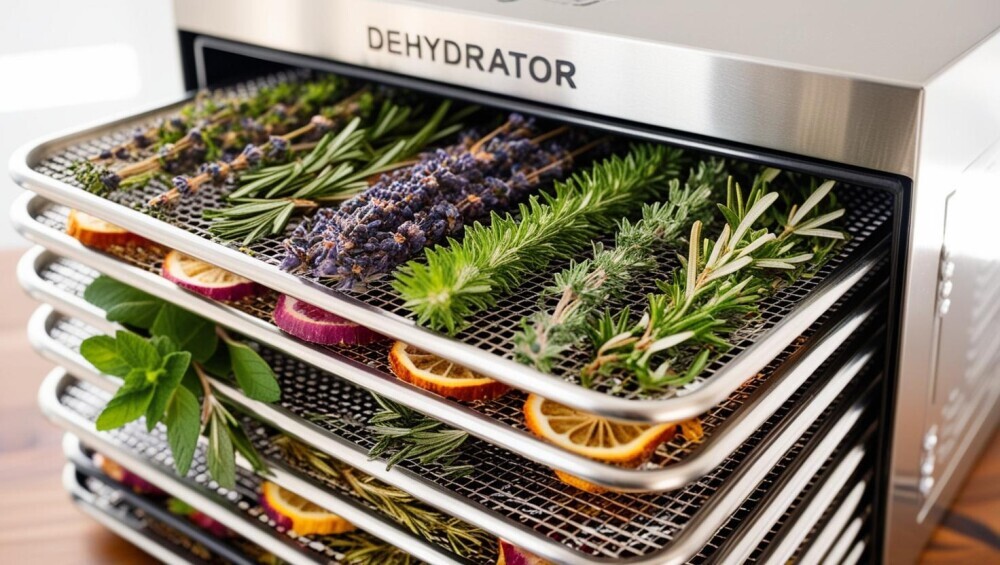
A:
[151,304,218,363]
[227,341,280,403]
[145,351,192,430]
[80,335,130,378]
[115,330,161,370]
[95,382,155,431]
[150,335,179,357]
[84,276,163,329]
[207,413,236,489]
[165,386,201,476]
[201,345,231,379]
[227,418,269,474]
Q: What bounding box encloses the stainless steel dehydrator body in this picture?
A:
[9,1,1000,563]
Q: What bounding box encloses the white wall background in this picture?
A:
[0,0,185,248]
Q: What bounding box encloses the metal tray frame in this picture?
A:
[32,303,878,565]
[820,510,870,565]
[63,464,203,565]
[760,470,869,564]
[39,368,464,565]
[14,199,885,491]
[796,488,869,565]
[64,440,263,565]
[9,93,891,423]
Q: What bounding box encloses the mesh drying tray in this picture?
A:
[64,464,224,565]
[32,303,879,565]
[40,368,464,565]
[64,441,275,565]
[10,72,894,423]
[16,196,888,491]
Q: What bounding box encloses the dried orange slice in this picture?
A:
[388,341,511,402]
[523,394,676,466]
[66,209,147,249]
[552,470,609,495]
[260,481,355,535]
[161,250,258,301]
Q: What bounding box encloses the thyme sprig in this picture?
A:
[513,158,728,372]
[367,395,473,477]
[583,172,845,392]
[273,436,491,557]
[393,143,686,335]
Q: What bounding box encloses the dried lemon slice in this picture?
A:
[523,394,676,466]
[388,341,511,402]
[260,481,355,535]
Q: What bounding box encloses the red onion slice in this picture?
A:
[273,294,385,345]
[161,250,258,301]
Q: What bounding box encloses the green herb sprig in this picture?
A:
[273,436,491,557]
[366,395,472,477]
[513,158,728,372]
[326,533,414,565]
[393,144,686,335]
[583,172,845,392]
[80,276,280,488]
[203,101,469,245]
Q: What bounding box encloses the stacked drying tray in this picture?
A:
[13,72,891,564]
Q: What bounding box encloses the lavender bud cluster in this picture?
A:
[280,114,573,290]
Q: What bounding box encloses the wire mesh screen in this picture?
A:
[57,380,409,565]
[48,309,880,562]
[34,212,888,469]
[77,474,230,564]
[29,73,894,399]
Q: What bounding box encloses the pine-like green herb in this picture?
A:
[80,276,280,488]
[325,533,414,565]
[513,159,727,372]
[584,173,846,392]
[366,395,472,477]
[393,144,685,335]
[273,436,492,558]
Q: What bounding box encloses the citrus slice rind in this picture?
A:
[66,209,147,249]
[260,481,355,535]
[389,341,511,402]
[161,250,258,301]
[523,394,676,466]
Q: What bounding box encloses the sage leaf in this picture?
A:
[164,387,200,476]
[227,341,280,403]
[79,335,130,378]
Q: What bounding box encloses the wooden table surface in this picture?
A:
[0,247,996,564]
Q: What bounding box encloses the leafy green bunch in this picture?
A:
[584,171,846,392]
[366,396,472,477]
[80,276,281,488]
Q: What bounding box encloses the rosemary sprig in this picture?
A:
[513,158,728,372]
[393,143,685,335]
[583,172,845,392]
[325,533,414,565]
[367,395,473,477]
[273,436,491,557]
[203,101,464,244]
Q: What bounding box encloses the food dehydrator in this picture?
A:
[10,1,1000,563]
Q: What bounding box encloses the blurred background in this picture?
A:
[0,0,183,248]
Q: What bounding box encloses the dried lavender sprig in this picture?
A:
[73,76,347,195]
[281,114,575,289]
[513,158,727,372]
[394,143,682,335]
